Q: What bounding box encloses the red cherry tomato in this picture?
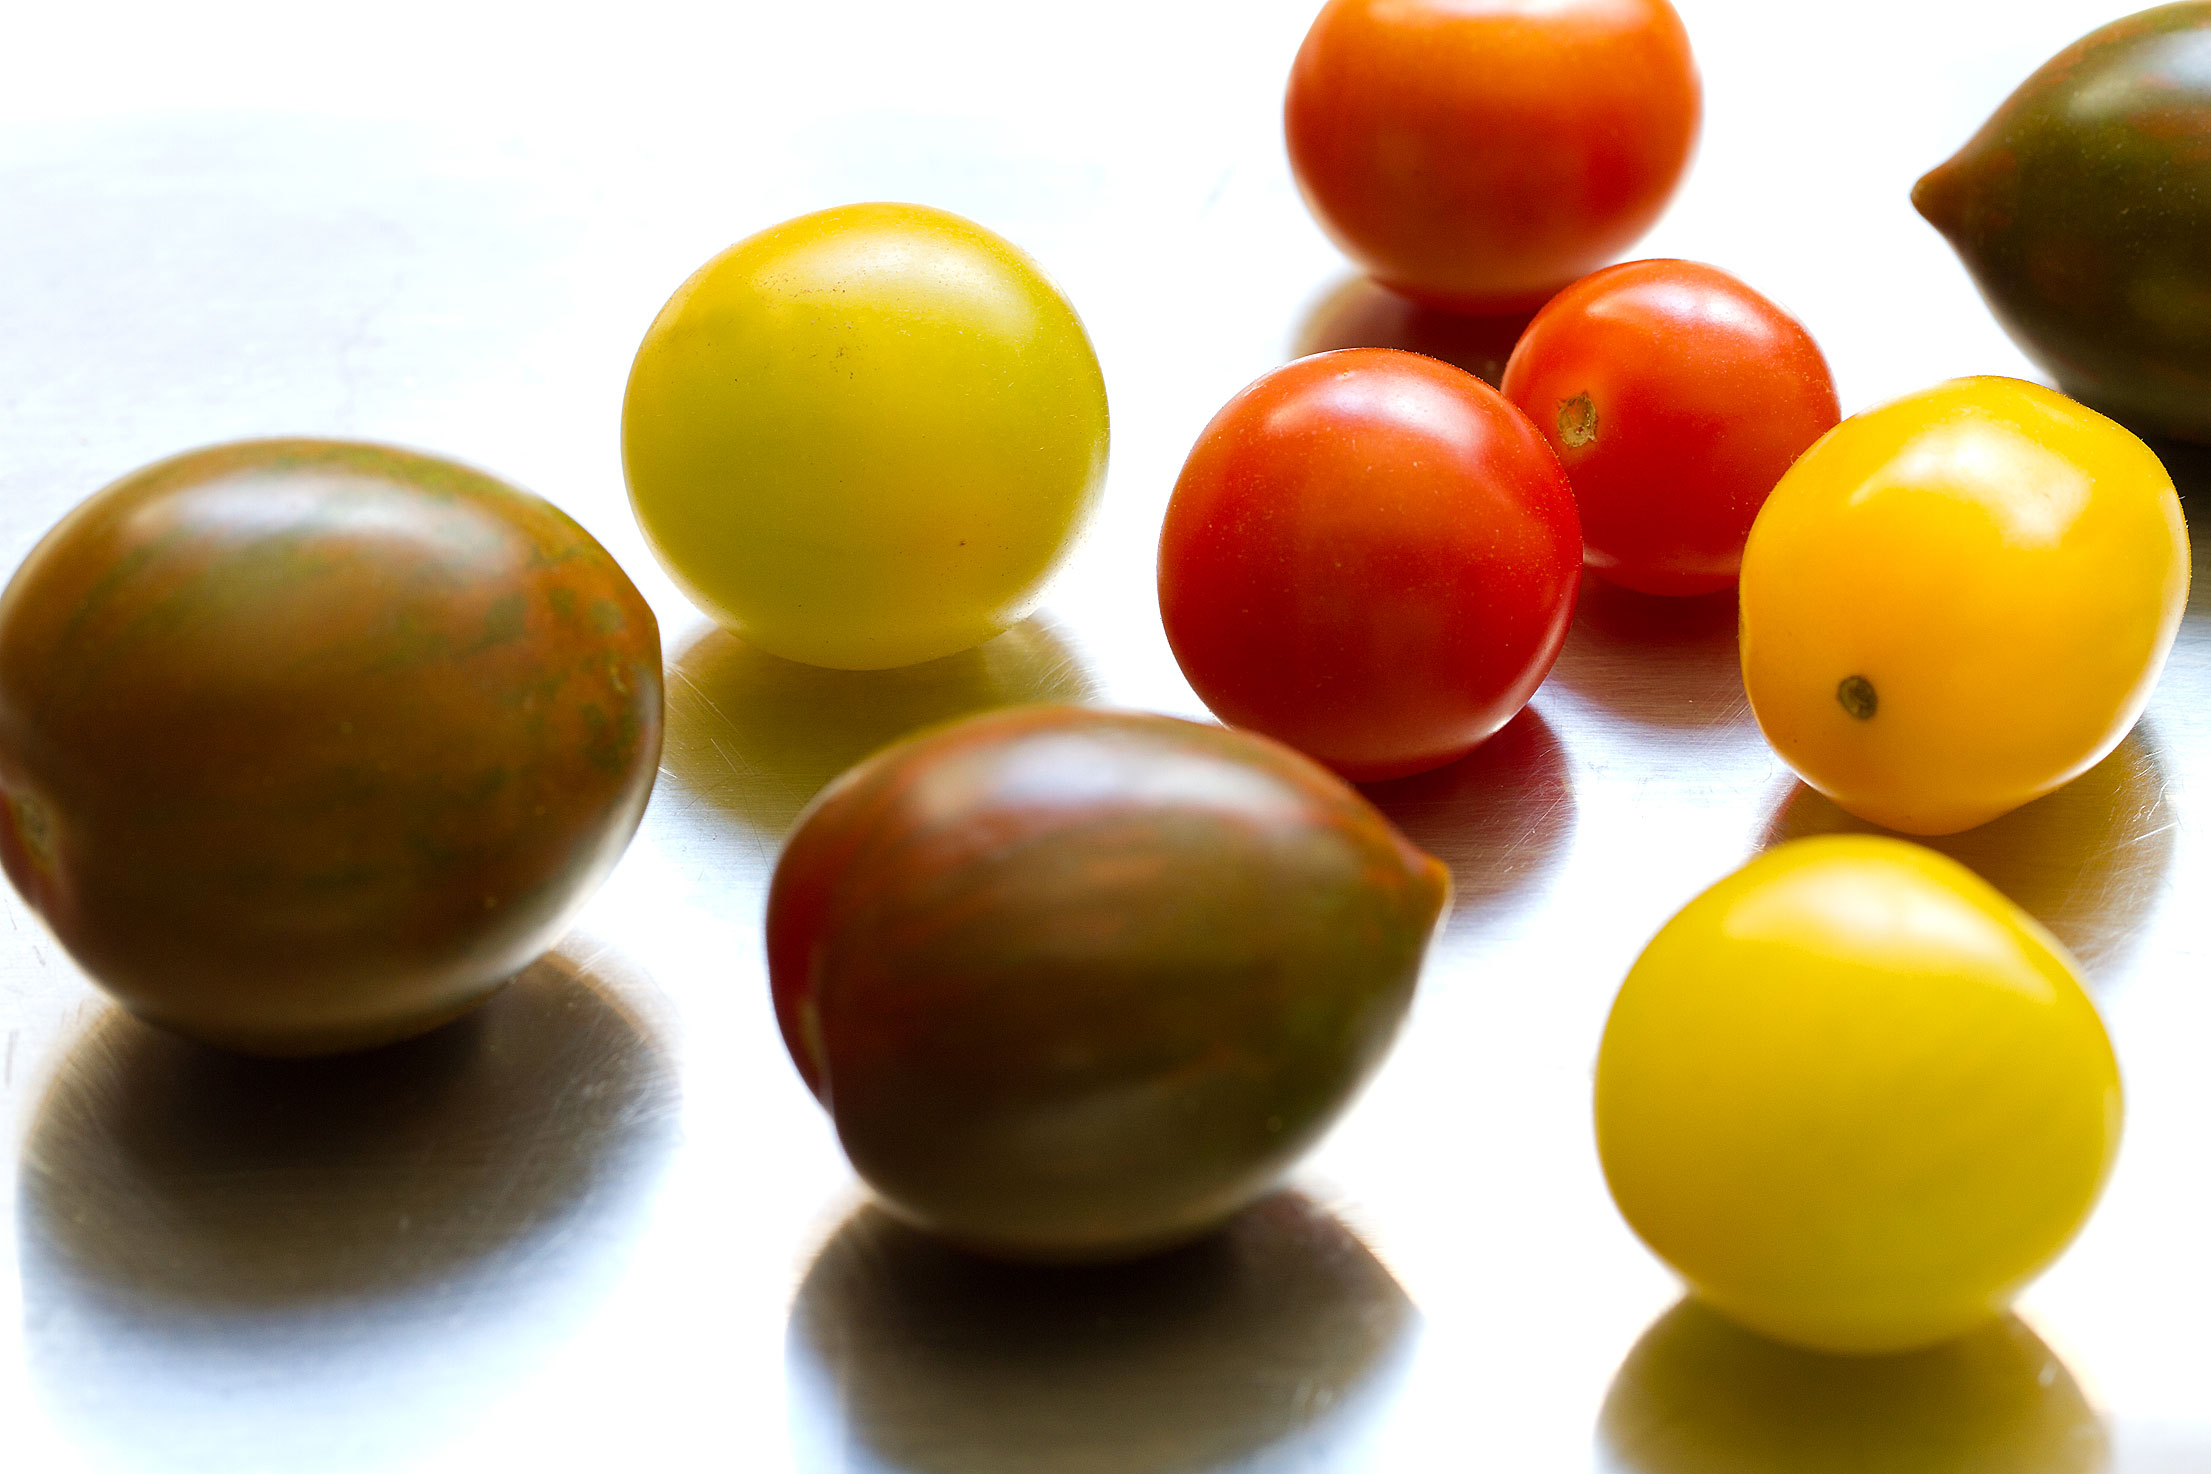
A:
[1157,349,1582,782]
[1501,260,1841,597]
[1285,0,1701,314]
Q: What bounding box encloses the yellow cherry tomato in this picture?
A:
[1595,836,2121,1355]
[1740,376,2186,835]
[623,203,1109,670]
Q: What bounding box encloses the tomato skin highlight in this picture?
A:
[1914,1,2211,444]
[1596,836,2122,1355]
[623,202,1108,671]
[1501,259,1840,596]
[1740,377,2188,835]
[1158,349,1581,782]
[1285,0,1701,313]
[0,440,663,1056]
[767,706,1448,1262]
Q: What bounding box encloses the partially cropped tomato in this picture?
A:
[0,440,663,1056]
[767,706,1448,1261]
[1501,260,1840,596]
[1741,378,2187,835]
[1285,0,1701,313]
[1597,836,2121,1355]
[1915,2,2211,443]
[623,203,1108,671]
[1158,349,1581,781]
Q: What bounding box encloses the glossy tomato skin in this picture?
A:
[1597,836,2121,1354]
[1741,378,2187,835]
[1501,260,1840,596]
[0,440,663,1056]
[767,706,1448,1262]
[623,203,1108,671]
[1286,0,1701,313]
[1914,2,2211,443]
[1158,349,1581,782]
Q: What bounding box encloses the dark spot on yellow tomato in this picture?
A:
[1837,675,1878,721]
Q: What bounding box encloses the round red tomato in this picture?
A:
[1285,0,1701,313]
[1158,349,1582,781]
[1501,260,1840,596]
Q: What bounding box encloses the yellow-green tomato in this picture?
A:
[1741,376,2186,835]
[623,203,1109,670]
[1595,836,2121,1355]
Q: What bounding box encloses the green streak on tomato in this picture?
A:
[768,707,1448,1261]
[1915,1,2211,443]
[0,439,663,1055]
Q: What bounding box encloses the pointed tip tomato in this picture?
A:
[766,706,1447,1261]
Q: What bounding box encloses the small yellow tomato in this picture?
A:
[1740,376,2186,835]
[1595,836,2121,1355]
[623,203,1109,670]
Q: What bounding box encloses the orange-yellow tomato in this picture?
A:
[1596,836,2122,1355]
[1741,377,2187,835]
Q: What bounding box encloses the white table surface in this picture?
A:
[3,1,2207,1468]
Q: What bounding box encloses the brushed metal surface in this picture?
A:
[3,1,2208,1469]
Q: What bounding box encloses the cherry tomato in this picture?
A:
[1741,377,2187,835]
[767,707,1448,1261]
[623,203,1108,671]
[1157,349,1581,782]
[1500,260,1840,596]
[1913,2,2211,444]
[0,440,663,1056]
[1285,0,1701,313]
[1596,836,2121,1355]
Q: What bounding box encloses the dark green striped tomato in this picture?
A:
[1915,2,2211,443]
[0,440,663,1056]
[767,707,1448,1262]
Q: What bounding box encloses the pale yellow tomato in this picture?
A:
[623,203,1108,670]
[1595,836,2121,1355]
[1740,377,2186,835]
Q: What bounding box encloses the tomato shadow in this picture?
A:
[1759,724,2175,984]
[786,1192,1417,1474]
[1598,1298,2107,1474]
[1361,706,1575,941]
[662,615,1098,840]
[1545,579,1752,731]
[2142,432,2211,513]
[2153,434,2211,623]
[17,945,679,1471]
[1292,272,1534,386]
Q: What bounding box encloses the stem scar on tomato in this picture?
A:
[1558,393,1599,448]
[1836,675,1878,721]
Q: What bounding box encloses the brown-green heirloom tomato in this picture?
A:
[0,440,663,1056]
[1915,2,2211,443]
[766,707,1449,1262]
